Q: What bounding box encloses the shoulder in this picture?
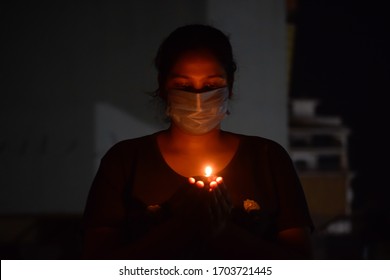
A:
[227,132,294,166]
[228,132,288,155]
[101,132,159,161]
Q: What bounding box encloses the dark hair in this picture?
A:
[154,24,237,99]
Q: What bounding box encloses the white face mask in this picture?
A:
[167,87,229,135]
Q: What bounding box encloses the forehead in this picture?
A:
[169,50,226,77]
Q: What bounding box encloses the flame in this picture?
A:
[204,166,212,177]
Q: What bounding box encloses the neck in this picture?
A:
[166,124,223,151]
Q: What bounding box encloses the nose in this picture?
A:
[192,80,206,92]
[186,80,217,93]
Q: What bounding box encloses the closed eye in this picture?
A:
[174,84,193,90]
[202,84,219,91]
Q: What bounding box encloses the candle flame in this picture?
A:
[205,166,212,177]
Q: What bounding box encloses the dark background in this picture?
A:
[291,1,390,258]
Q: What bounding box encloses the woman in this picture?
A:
[82,24,314,259]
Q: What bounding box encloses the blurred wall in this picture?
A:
[0,0,287,214]
[208,0,287,145]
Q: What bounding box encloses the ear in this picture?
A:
[158,89,168,100]
[228,90,233,99]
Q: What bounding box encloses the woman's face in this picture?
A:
[165,49,228,93]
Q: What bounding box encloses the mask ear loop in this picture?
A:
[165,104,172,118]
[164,98,174,125]
[226,88,233,116]
[226,99,231,115]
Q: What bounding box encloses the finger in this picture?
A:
[209,181,218,191]
[188,177,196,184]
[196,180,205,188]
[208,177,223,191]
[208,175,223,191]
[214,184,233,214]
[218,182,233,207]
[209,190,221,223]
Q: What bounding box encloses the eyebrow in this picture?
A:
[169,74,226,79]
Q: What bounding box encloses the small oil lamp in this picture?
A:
[188,166,223,191]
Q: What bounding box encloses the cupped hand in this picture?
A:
[166,176,232,238]
[204,177,233,236]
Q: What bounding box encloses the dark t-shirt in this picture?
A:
[83,131,313,259]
